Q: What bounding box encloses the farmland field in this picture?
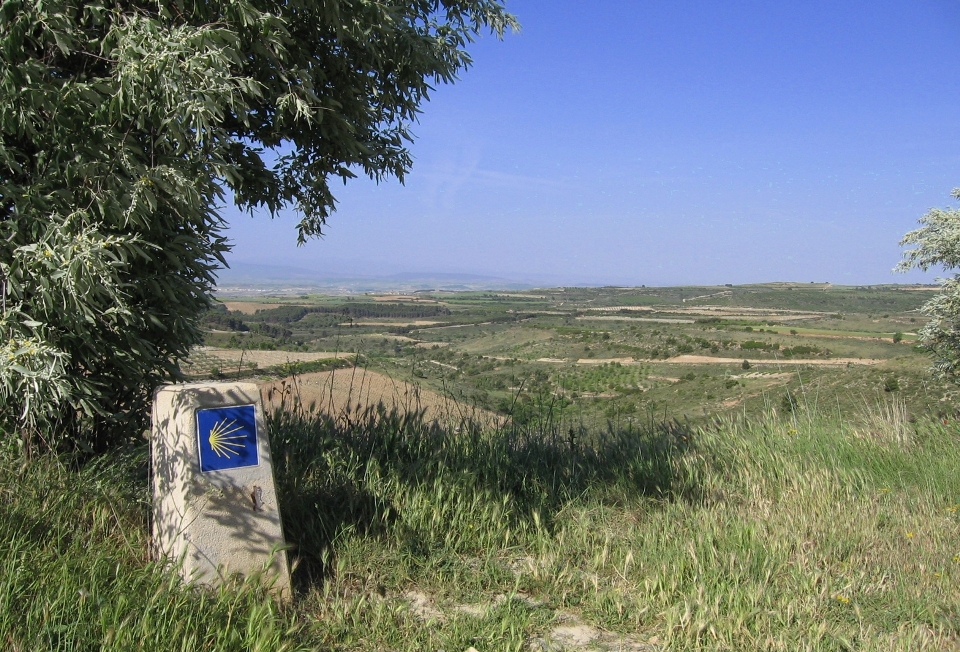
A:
[258,368,503,430]
[196,283,950,426]
[9,282,959,652]
[174,282,960,650]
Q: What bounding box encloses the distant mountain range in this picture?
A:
[214,262,536,294]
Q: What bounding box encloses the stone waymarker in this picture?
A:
[152,382,291,596]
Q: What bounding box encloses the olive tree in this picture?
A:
[897,188,960,380]
[0,0,517,451]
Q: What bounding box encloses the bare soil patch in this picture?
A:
[362,334,421,342]
[525,354,880,367]
[404,591,443,621]
[682,290,733,303]
[397,589,655,651]
[732,372,792,379]
[421,321,493,330]
[259,368,502,429]
[415,341,450,349]
[662,354,883,366]
[221,301,284,314]
[181,347,354,375]
[789,331,903,343]
[534,611,655,651]
[647,375,680,383]
[198,347,353,367]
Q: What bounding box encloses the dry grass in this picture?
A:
[353,320,444,327]
[259,368,503,430]
[221,301,284,314]
[369,295,441,303]
[7,406,959,650]
[539,355,883,366]
[586,305,827,320]
[198,347,352,366]
[664,354,884,366]
[854,394,912,445]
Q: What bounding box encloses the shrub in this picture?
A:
[0,0,516,452]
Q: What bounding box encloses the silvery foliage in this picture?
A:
[1,0,516,449]
[898,188,960,381]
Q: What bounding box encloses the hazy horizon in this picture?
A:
[213,260,942,294]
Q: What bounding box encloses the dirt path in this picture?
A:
[786,331,907,343]
[576,316,695,324]
[534,355,883,366]
[661,354,883,366]
[353,320,443,327]
[586,305,827,320]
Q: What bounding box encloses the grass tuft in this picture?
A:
[1,402,958,649]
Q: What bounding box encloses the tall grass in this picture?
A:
[269,402,960,650]
[0,443,305,650]
[1,396,958,650]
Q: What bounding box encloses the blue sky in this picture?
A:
[224,0,960,286]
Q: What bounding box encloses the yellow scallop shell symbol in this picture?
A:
[207,418,247,458]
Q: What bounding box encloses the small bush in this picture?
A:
[780,389,799,413]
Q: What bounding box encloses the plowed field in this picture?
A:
[259,368,502,429]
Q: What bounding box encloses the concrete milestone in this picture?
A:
[151,382,290,596]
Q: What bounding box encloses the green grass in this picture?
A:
[773,326,919,341]
[0,444,304,650]
[3,398,959,650]
[278,403,960,650]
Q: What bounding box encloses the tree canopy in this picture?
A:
[0,0,517,450]
[898,188,960,380]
